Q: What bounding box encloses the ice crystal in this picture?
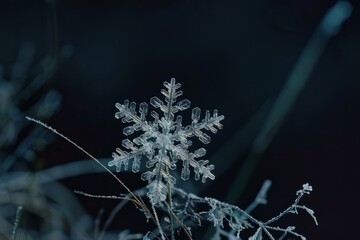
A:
[108,78,224,205]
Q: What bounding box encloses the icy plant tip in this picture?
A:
[108,78,224,205]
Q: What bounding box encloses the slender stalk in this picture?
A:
[12,206,23,240]
[166,166,175,240]
[152,205,166,240]
[164,202,193,240]
[25,117,152,222]
[226,1,352,203]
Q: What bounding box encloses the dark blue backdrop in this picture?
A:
[1,0,358,239]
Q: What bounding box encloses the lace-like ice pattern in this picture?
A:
[108,78,224,205]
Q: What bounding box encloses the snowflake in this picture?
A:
[108,78,224,205]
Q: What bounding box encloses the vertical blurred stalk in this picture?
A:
[11,206,23,240]
[227,1,352,204]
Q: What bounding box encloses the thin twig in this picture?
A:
[25,117,153,222]
[152,205,166,240]
[11,206,23,240]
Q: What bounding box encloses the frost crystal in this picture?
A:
[108,78,224,205]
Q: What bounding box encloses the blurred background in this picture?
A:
[1,0,359,239]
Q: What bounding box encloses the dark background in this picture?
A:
[1,0,359,239]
